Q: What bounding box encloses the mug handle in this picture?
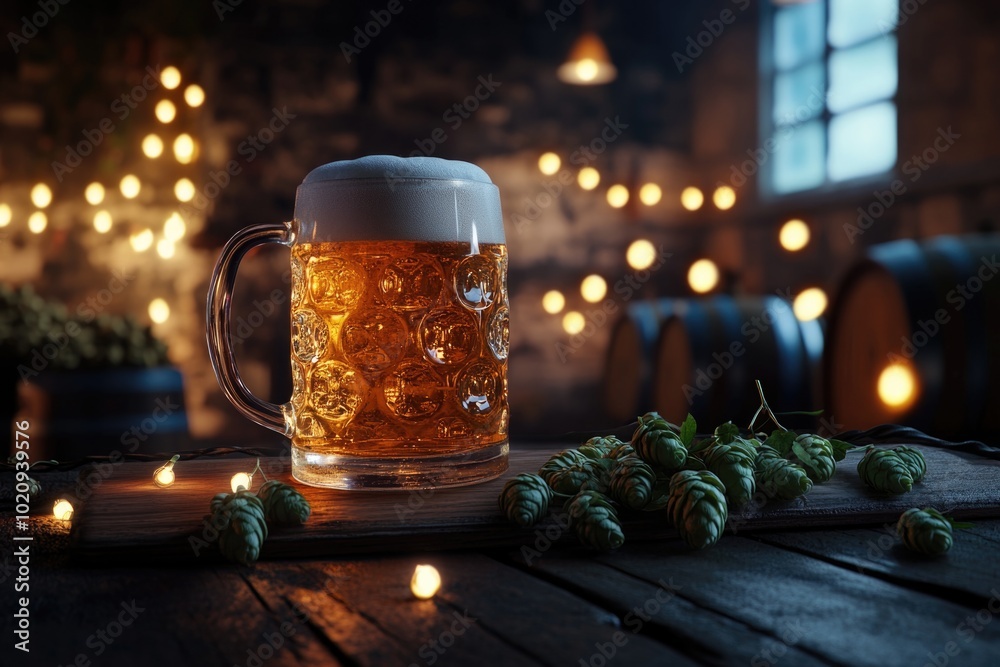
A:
[207,222,294,436]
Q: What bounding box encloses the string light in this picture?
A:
[792,287,827,321]
[626,239,657,270]
[542,290,565,314]
[184,84,205,107]
[155,100,176,123]
[680,187,704,211]
[687,259,719,294]
[580,274,607,303]
[27,212,47,234]
[0,203,11,227]
[713,186,736,210]
[148,298,170,323]
[142,134,164,158]
[174,134,196,164]
[130,229,154,252]
[120,174,141,199]
[93,210,112,233]
[639,183,662,206]
[779,219,810,252]
[53,499,74,521]
[577,167,600,190]
[230,459,266,492]
[84,182,105,205]
[153,455,180,487]
[156,239,176,259]
[562,311,586,335]
[174,178,195,202]
[411,564,442,599]
[538,152,561,176]
[878,363,917,409]
[606,184,629,208]
[161,66,181,90]
[164,212,186,241]
[31,183,52,208]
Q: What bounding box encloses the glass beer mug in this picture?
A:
[207,156,509,489]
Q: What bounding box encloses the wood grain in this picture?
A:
[70,443,1000,563]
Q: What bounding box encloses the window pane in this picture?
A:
[829,0,898,48]
[828,102,897,181]
[828,37,897,113]
[773,2,825,70]
[773,120,825,194]
[773,62,825,125]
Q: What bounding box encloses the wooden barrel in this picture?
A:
[653,296,823,428]
[827,234,1000,438]
[16,366,189,459]
[603,299,676,422]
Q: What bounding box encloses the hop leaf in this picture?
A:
[256,480,311,525]
[857,447,913,494]
[897,507,953,556]
[566,490,624,551]
[632,413,688,470]
[608,457,657,510]
[679,414,697,447]
[790,434,837,483]
[893,446,926,483]
[499,474,553,527]
[667,470,728,550]
[210,490,269,565]
[755,445,813,501]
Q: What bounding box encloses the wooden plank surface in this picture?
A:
[70,443,1000,563]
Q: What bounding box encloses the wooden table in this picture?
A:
[5,442,1000,667]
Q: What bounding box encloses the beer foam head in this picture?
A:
[294,156,504,244]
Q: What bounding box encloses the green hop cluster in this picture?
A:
[631,412,688,470]
[499,473,553,527]
[210,490,269,566]
[666,470,728,550]
[789,434,836,483]
[567,490,625,551]
[857,447,914,494]
[256,480,311,525]
[579,436,624,460]
[608,456,657,510]
[755,445,813,501]
[896,507,954,556]
[607,441,636,460]
[689,428,756,508]
[893,446,927,483]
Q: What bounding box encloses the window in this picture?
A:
[762,0,899,195]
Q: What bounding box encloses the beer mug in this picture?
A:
[207,156,509,489]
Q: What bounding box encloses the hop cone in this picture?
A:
[608,457,657,510]
[631,413,687,470]
[210,490,269,565]
[697,440,756,508]
[666,470,728,550]
[579,436,623,460]
[790,434,836,483]
[858,447,913,494]
[26,477,41,497]
[256,480,311,525]
[755,446,813,501]
[567,490,624,551]
[499,473,553,527]
[539,449,588,479]
[893,446,926,483]
[897,507,952,556]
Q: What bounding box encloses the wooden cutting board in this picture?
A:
[70,443,1000,563]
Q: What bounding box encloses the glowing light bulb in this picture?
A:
[174,178,195,202]
[173,134,196,164]
[156,239,175,259]
[93,210,112,233]
[606,184,629,208]
[120,174,141,199]
[779,219,810,252]
[878,363,917,409]
[680,187,704,211]
[713,185,736,210]
[563,311,586,335]
[230,472,252,492]
[130,228,154,252]
[542,290,565,314]
[53,499,74,521]
[142,134,164,158]
[792,287,827,321]
[153,455,180,488]
[577,167,600,190]
[580,274,607,303]
[687,259,719,294]
[28,212,47,234]
[575,58,599,82]
[155,99,176,123]
[148,298,170,323]
[0,203,11,227]
[161,66,181,90]
[85,182,105,205]
[538,152,561,176]
[639,183,662,206]
[31,183,52,208]
[411,564,442,599]
[164,212,186,241]
[626,239,656,270]
[184,84,205,107]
